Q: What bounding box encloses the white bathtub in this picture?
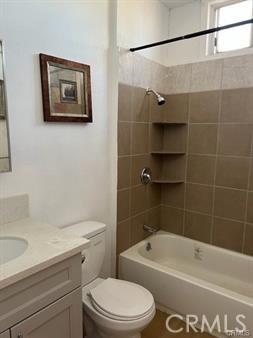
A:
[119,231,253,337]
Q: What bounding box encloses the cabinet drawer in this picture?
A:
[11,288,82,338]
[0,254,81,333]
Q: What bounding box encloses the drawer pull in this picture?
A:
[17,334,23,338]
[81,255,86,263]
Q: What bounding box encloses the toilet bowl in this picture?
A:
[82,278,156,338]
[61,221,155,338]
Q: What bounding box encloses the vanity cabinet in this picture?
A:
[0,254,83,338]
[11,288,82,338]
[0,331,10,338]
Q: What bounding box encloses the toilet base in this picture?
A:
[84,314,142,338]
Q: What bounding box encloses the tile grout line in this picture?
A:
[182,64,193,236]
[186,181,250,193]
[209,59,224,245]
[163,205,246,226]
[242,125,253,253]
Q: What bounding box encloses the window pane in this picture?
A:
[216,0,253,53]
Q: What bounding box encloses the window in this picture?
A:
[210,0,253,54]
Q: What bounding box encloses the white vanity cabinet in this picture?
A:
[11,288,82,338]
[0,331,10,338]
[0,254,83,338]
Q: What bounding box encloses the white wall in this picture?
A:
[167,0,253,66]
[117,0,170,66]
[0,0,118,277]
[167,0,204,66]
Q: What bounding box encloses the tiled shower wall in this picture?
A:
[117,50,166,256]
[117,49,253,258]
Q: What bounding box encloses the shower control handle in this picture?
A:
[140,167,152,185]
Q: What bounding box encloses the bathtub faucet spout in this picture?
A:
[143,224,160,234]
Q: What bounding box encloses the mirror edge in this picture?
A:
[0,39,12,173]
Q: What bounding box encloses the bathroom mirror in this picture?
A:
[0,41,11,172]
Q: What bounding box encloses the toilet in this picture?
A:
[62,221,156,338]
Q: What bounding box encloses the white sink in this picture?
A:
[0,236,28,265]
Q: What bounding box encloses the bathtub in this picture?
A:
[119,231,253,337]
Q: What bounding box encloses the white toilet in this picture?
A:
[62,221,156,338]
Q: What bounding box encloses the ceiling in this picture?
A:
[161,0,197,9]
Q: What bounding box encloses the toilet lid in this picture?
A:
[88,278,154,321]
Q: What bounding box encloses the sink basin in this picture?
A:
[0,236,28,265]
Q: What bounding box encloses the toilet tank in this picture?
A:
[61,221,106,285]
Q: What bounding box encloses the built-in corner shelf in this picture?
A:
[149,120,187,185]
[151,150,185,155]
[152,179,184,184]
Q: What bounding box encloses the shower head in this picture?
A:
[146,88,165,106]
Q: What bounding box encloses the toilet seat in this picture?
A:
[88,278,154,321]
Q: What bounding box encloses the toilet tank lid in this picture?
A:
[62,221,106,239]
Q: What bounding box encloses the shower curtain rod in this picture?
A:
[129,18,253,52]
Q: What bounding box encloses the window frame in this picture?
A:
[207,0,253,56]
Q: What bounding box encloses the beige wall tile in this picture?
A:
[162,183,185,208]
[189,124,218,154]
[132,123,149,155]
[185,183,213,214]
[117,189,130,222]
[131,212,149,245]
[162,155,186,181]
[166,64,192,94]
[147,206,161,228]
[118,83,132,121]
[163,94,189,123]
[246,192,253,223]
[215,156,250,190]
[191,60,223,92]
[249,161,253,191]
[189,91,220,123]
[185,211,212,243]
[117,219,131,254]
[150,96,165,122]
[132,53,151,89]
[214,187,246,221]
[221,88,253,123]
[148,185,161,208]
[131,154,149,187]
[187,154,215,185]
[218,124,252,156]
[163,125,188,153]
[132,87,149,122]
[130,185,148,216]
[213,217,244,252]
[119,48,133,85]
[118,122,131,156]
[150,124,164,151]
[244,224,253,255]
[150,155,163,180]
[161,206,184,235]
[150,61,168,94]
[118,156,131,190]
[117,55,253,257]
[222,54,253,89]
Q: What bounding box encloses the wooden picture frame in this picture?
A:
[40,54,92,123]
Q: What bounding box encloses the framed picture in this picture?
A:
[40,54,92,123]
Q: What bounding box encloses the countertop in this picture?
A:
[0,218,89,290]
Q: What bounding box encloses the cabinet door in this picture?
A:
[0,331,10,338]
[11,288,82,338]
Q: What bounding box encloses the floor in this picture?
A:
[142,310,214,338]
